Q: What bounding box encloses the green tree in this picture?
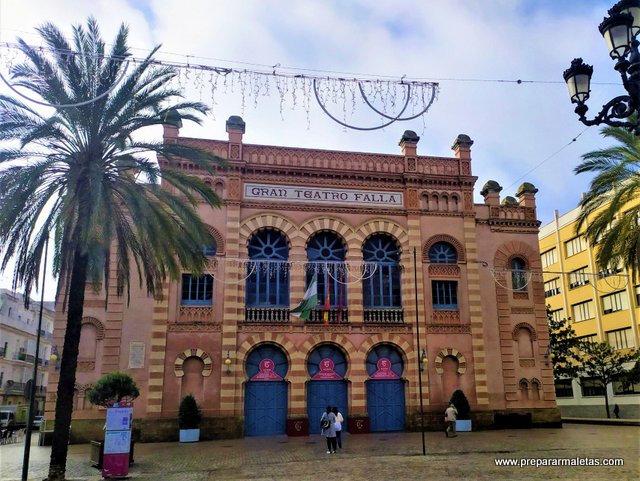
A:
[575,341,639,418]
[546,307,582,380]
[0,19,224,481]
[86,371,140,408]
[574,123,640,282]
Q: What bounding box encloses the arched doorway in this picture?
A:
[365,344,405,431]
[306,344,348,430]
[244,344,288,436]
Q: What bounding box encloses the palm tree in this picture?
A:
[575,124,640,282]
[0,19,224,481]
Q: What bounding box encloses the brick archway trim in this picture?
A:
[81,317,105,340]
[174,348,213,377]
[434,348,467,375]
[422,234,466,263]
[240,213,297,249]
[512,322,537,341]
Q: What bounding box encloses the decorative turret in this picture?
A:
[501,196,518,206]
[515,182,538,208]
[480,180,502,206]
[400,130,420,172]
[226,115,246,160]
[163,109,182,139]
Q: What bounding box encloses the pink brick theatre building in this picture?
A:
[46,116,560,442]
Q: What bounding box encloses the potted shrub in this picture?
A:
[450,389,472,432]
[178,394,202,443]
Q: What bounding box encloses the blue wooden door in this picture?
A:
[244,345,288,436]
[306,380,348,431]
[244,381,287,436]
[366,344,405,432]
[306,344,348,430]
[367,379,405,431]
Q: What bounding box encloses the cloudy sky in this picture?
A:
[0,0,626,299]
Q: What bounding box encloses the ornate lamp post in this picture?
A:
[563,0,640,134]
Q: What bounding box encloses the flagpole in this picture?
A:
[414,247,426,455]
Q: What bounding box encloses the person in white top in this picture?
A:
[332,406,344,449]
[445,403,458,438]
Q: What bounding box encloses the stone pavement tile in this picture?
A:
[1,425,638,481]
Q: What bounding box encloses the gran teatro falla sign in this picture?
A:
[244,183,404,208]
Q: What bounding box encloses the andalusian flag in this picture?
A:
[291,272,318,320]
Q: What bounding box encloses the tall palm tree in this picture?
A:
[575,124,640,282]
[0,19,224,481]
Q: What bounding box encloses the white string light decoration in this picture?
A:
[0,42,439,130]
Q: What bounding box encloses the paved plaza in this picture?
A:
[1,424,638,481]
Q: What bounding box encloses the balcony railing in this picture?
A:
[2,381,26,393]
[244,307,290,323]
[364,308,404,324]
[39,329,53,339]
[305,308,349,325]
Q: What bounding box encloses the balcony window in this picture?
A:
[568,267,590,289]
[246,230,289,307]
[362,234,401,308]
[606,328,633,350]
[580,377,605,397]
[544,278,561,298]
[572,300,594,322]
[432,280,458,310]
[181,274,213,305]
[554,379,574,398]
[601,291,628,315]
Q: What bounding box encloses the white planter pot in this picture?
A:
[456,420,472,432]
[179,428,200,443]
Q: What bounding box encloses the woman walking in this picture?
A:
[320,406,337,453]
[332,406,344,449]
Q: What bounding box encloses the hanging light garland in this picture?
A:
[0,41,439,130]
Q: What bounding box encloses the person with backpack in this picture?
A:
[320,405,337,453]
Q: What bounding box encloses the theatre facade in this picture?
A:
[46,116,560,442]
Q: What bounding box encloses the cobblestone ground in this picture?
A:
[1,424,638,481]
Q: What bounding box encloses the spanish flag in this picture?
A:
[323,273,331,325]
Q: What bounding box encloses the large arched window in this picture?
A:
[246,230,289,307]
[203,238,217,256]
[307,232,346,308]
[511,257,527,291]
[428,242,457,263]
[362,234,401,308]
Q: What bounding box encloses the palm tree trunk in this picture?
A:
[47,248,88,481]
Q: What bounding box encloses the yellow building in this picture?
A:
[539,199,640,419]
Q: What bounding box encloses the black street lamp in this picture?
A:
[563,0,640,134]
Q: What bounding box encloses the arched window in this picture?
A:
[429,242,457,263]
[516,327,534,358]
[519,379,530,401]
[362,234,401,308]
[246,230,289,307]
[203,238,217,256]
[307,232,346,308]
[511,257,527,291]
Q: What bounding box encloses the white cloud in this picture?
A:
[0,0,623,298]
